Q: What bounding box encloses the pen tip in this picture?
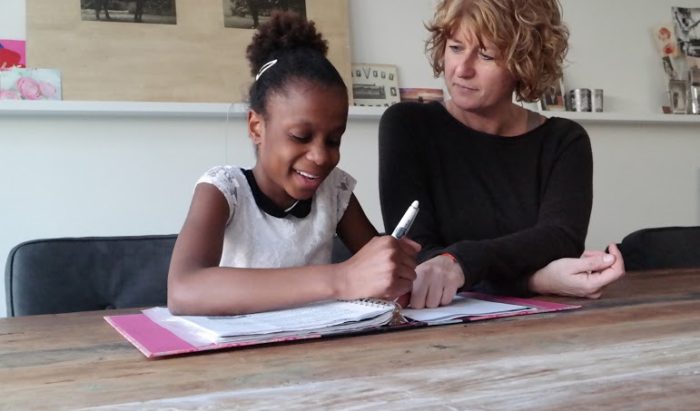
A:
[411,200,419,208]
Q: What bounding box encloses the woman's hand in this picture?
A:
[404,254,465,309]
[336,236,420,301]
[529,243,626,299]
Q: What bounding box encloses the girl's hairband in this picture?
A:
[255,59,278,81]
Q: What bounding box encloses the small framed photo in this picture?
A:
[351,64,400,107]
[668,79,688,114]
[399,88,444,103]
[539,79,566,111]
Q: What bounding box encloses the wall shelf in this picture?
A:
[1,100,699,124]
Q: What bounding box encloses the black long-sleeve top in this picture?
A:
[379,102,593,295]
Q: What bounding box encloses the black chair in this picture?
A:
[5,234,354,317]
[617,226,700,271]
[5,235,177,317]
[331,235,353,263]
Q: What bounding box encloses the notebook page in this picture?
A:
[143,299,393,342]
[402,295,528,324]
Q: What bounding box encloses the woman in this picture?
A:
[379,0,624,308]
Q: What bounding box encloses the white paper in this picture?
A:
[402,295,528,325]
[143,299,395,345]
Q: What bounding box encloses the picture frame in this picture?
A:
[539,79,566,111]
[351,63,400,107]
[668,79,688,114]
[399,87,444,103]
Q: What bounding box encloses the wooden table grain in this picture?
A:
[1,269,699,410]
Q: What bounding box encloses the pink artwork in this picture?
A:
[0,39,26,68]
[0,68,62,100]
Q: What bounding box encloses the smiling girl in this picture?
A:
[167,12,419,316]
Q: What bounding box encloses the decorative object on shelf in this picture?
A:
[351,64,400,107]
[539,78,566,111]
[592,89,604,112]
[79,0,177,24]
[689,66,700,114]
[0,68,62,100]
[668,79,688,114]
[0,40,25,69]
[571,88,592,112]
[222,0,306,29]
[672,7,700,69]
[399,88,444,103]
[653,24,680,58]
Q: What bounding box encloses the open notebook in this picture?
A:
[105,293,579,358]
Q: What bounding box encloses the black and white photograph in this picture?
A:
[80,0,177,25]
[351,64,400,107]
[672,7,700,67]
[222,0,306,29]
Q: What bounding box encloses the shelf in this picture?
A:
[538,110,700,125]
[1,100,699,124]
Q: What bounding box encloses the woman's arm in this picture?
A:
[168,185,418,315]
[380,105,593,299]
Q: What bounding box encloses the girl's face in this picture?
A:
[443,28,516,114]
[249,81,348,209]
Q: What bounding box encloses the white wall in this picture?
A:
[2,0,699,317]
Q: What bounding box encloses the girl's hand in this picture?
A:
[529,243,626,299]
[335,236,420,300]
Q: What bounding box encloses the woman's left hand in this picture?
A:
[404,254,465,308]
[529,243,626,299]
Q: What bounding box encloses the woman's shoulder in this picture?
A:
[538,116,591,154]
[381,101,445,122]
[543,116,589,137]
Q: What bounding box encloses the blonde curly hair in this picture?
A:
[425,0,569,102]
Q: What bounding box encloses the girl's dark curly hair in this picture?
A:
[246,11,347,116]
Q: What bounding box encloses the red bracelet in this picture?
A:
[440,252,457,263]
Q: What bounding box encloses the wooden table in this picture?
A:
[1,269,698,410]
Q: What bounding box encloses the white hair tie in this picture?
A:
[255,59,278,81]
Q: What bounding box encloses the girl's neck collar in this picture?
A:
[242,169,312,219]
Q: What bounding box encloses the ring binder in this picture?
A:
[105,293,580,358]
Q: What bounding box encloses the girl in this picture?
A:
[168,12,419,315]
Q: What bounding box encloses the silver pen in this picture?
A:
[391,201,419,239]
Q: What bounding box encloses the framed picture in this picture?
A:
[351,64,400,107]
[0,68,62,100]
[27,0,351,103]
[668,79,688,114]
[399,87,444,103]
[539,79,566,111]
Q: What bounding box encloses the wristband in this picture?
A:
[440,252,457,263]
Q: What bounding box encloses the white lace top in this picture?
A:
[196,166,356,268]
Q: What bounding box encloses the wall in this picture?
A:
[2,0,700,317]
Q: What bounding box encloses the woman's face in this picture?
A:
[248,81,348,209]
[443,28,517,114]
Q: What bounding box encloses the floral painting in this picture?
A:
[0,39,26,68]
[0,68,62,100]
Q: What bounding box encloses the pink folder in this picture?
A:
[105,293,580,359]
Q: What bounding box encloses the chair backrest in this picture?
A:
[5,235,177,316]
[331,235,353,263]
[617,226,700,271]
